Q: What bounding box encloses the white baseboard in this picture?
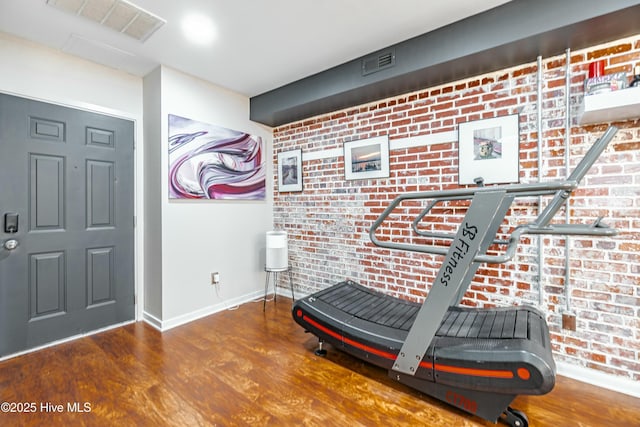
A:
[556,362,639,398]
[142,290,265,332]
[281,287,309,300]
[141,311,163,331]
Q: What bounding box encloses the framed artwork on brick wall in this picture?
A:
[344,135,390,181]
[458,114,520,185]
[277,149,303,192]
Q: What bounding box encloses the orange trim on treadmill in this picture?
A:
[302,315,397,360]
[517,367,531,380]
[301,313,516,379]
[434,363,514,379]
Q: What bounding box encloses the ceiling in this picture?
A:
[0,0,512,98]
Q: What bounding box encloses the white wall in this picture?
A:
[0,32,274,331]
[0,33,143,116]
[145,66,274,328]
[0,31,146,320]
[142,67,163,320]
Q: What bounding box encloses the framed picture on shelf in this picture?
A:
[458,114,520,185]
[344,135,390,181]
[277,149,303,192]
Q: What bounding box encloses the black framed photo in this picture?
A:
[344,135,390,181]
[458,114,520,185]
[277,149,303,192]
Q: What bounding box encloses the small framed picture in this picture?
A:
[277,149,303,192]
[458,114,520,185]
[344,135,390,181]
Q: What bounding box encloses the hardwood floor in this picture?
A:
[1,296,638,426]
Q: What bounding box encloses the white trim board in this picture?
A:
[142,290,265,332]
[300,130,458,162]
[390,131,457,150]
[302,147,341,161]
[556,361,640,398]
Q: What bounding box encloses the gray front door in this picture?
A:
[0,93,135,357]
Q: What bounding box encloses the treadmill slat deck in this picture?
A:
[293,280,555,396]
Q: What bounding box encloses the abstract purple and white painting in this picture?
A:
[168,114,265,200]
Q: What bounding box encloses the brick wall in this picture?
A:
[273,35,640,381]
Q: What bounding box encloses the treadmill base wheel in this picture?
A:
[501,406,529,427]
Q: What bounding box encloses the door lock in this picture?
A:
[4,213,18,233]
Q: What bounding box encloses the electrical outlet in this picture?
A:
[211,272,220,285]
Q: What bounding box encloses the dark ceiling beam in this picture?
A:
[250,0,640,127]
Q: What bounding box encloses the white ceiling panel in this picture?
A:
[0,0,512,96]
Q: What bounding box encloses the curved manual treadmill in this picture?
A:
[295,280,554,394]
[292,126,619,426]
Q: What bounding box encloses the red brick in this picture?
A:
[273,35,640,382]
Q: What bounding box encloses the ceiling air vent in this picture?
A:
[362,49,396,76]
[46,0,166,42]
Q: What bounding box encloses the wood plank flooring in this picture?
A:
[1,296,638,426]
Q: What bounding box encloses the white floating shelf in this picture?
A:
[577,86,640,125]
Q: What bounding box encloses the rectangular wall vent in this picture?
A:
[362,49,396,76]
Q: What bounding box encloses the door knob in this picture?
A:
[3,239,18,250]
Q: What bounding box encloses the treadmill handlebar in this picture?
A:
[369,126,619,264]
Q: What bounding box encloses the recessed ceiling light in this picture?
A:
[181,13,216,45]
